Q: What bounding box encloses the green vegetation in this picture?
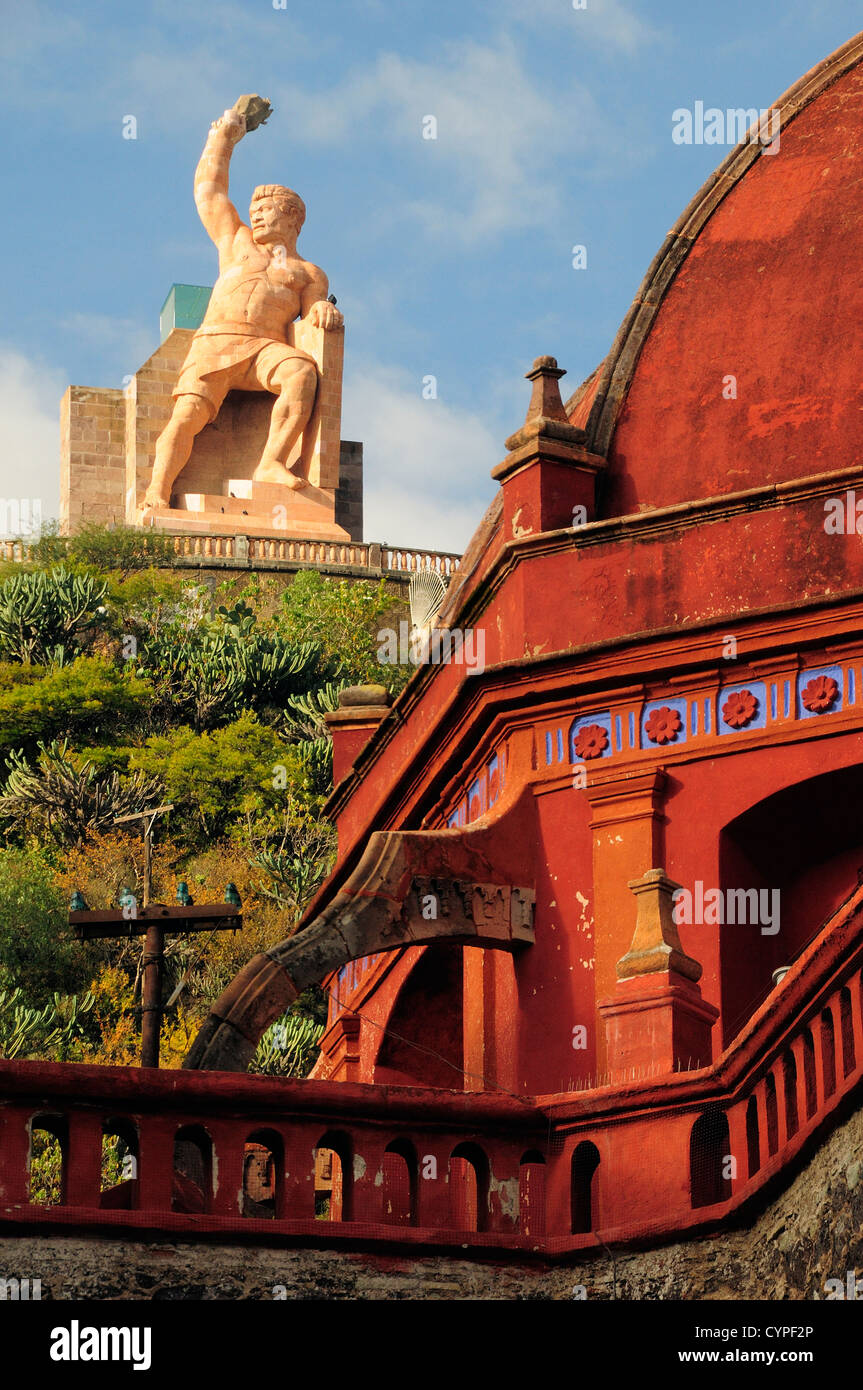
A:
[0,531,410,1075]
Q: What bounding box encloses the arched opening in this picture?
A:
[373,945,464,1087]
[448,1143,489,1232]
[803,1028,818,1117]
[821,1008,836,1099]
[100,1119,138,1210]
[765,1074,779,1157]
[28,1115,66,1206]
[690,1109,732,1209]
[720,765,863,1045]
[172,1125,212,1214]
[840,986,856,1077]
[519,1150,546,1236]
[314,1131,352,1221]
[243,1129,282,1218]
[783,1051,799,1140]
[570,1140,600,1234]
[745,1095,760,1177]
[381,1139,417,1226]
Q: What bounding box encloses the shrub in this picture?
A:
[0,741,165,847]
[0,566,108,663]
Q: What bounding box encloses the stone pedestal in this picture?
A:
[60,310,362,543]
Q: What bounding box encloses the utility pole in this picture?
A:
[113,805,174,1068]
[69,806,243,1069]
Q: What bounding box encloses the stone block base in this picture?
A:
[598,971,719,1080]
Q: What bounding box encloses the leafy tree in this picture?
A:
[0,849,98,1004]
[0,742,164,847]
[0,566,108,663]
[66,523,177,576]
[129,712,296,839]
[17,523,178,576]
[279,570,410,691]
[0,657,153,758]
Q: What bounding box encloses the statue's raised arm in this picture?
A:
[193,107,247,251]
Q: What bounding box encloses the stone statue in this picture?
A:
[141,96,344,515]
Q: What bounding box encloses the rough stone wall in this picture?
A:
[59,386,126,532]
[335,441,363,542]
[2,1098,860,1300]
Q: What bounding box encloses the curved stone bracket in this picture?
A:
[185,824,535,1072]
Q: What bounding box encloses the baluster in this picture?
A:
[0,1105,33,1205]
[726,1101,751,1193]
[65,1111,103,1208]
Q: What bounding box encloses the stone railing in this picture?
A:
[0,537,460,578]
[1,886,861,1252]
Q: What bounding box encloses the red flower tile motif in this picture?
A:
[574,723,608,760]
[722,688,758,729]
[801,674,839,713]
[645,706,682,744]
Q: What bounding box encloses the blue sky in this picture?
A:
[1,0,861,550]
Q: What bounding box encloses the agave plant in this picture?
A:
[0,987,95,1061]
[250,1012,324,1078]
[251,845,331,915]
[135,620,321,732]
[282,679,349,741]
[0,740,164,846]
[0,566,108,664]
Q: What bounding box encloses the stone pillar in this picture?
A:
[324,685,393,789]
[587,768,668,1073]
[598,869,718,1080]
[490,356,606,542]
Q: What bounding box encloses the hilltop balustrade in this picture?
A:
[1,883,862,1254]
[0,537,461,582]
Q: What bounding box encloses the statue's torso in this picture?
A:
[201,237,313,342]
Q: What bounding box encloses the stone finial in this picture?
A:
[338,685,392,709]
[503,356,585,454]
[617,868,703,982]
[524,356,568,426]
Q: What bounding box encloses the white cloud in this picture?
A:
[342,361,500,553]
[0,349,64,526]
[279,38,609,242]
[495,0,660,53]
[61,314,154,377]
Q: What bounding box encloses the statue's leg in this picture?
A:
[143,395,212,510]
[252,357,318,490]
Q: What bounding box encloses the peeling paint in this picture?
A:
[353,1155,367,1182]
[489,1174,519,1223]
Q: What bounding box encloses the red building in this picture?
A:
[5,32,863,1275]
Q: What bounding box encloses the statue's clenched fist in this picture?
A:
[211,107,246,145]
[307,299,344,331]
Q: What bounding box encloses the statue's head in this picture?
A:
[249,185,306,244]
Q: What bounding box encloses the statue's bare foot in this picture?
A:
[254,458,309,490]
[139,491,170,521]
